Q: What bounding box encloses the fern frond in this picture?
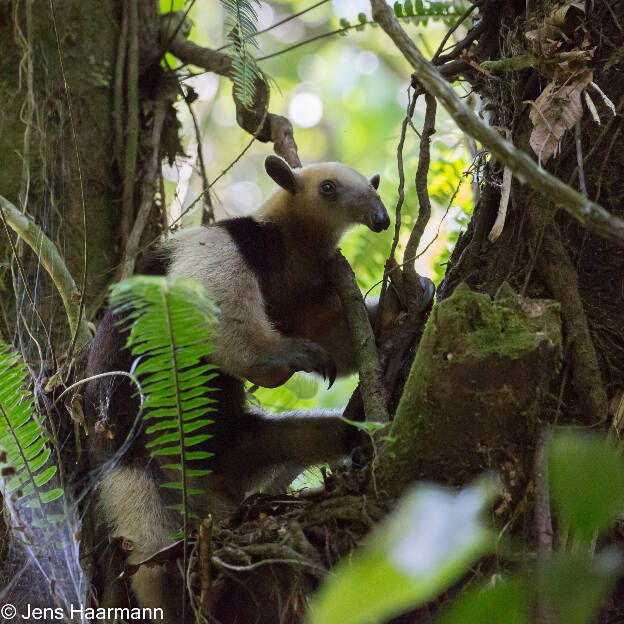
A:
[109,276,219,509]
[0,343,64,516]
[221,0,263,108]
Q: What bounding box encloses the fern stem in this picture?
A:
[161,285,188,621]
[54,371,144,408]
[256,15,446,63]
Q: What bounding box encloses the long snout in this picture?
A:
[368,198,390,232]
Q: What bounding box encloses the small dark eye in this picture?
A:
[320,180,336,195]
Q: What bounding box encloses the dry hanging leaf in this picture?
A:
[550,1,585,28]
[529,70,593,163]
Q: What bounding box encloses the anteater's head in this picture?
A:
[263,155,390,238]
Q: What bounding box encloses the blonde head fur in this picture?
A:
[258,156,389,249]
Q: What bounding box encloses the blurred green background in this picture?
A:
[161,0,475,412]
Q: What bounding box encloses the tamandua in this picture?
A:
[84,155,393,618]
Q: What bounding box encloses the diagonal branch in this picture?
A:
[369,0,624,249]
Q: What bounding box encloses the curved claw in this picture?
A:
[326,358,337,389]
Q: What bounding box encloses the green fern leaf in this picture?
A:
[221,0,263,108]
[109,275,218,527]
[0,342,64,516]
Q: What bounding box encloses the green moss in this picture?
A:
[378,282,562,493]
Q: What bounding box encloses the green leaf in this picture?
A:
[548,429,624,539]
[0,342,65,518]
[393,1,403,17]
[436,577,532,624]
[307,479,497,624]
[403,0,414,16]
[357,12,367,24]
[541,551,621,624]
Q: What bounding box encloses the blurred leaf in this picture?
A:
[307,479,497,624]
[436,576,532,624]
[548,429,624,539]
[394,1,403,17]
[541,551,622,624]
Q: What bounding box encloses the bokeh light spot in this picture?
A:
[289,92,323,128]
[355,51,379,75]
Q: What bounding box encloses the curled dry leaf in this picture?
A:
[529,70,593,163]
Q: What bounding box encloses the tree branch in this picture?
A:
[329,252,389,424]
[370,0,624,248]
[163,19,301,168]
[0,196,91,350]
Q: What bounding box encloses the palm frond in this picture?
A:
[0,342,64,519]
[109,276,218,517]
[221,0,263,108]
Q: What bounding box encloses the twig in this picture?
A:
[168,107,269,230]
[216,0,330,51]
[119,100,167,279]
[54,370,144,408]
[432,1,478,62]
[370,0,624,248]
[378,89,416,326]
[48,0,89,361]
[574,122,587,197]
[329,252,389,423]
[0,205,57,369]
[199,516,213,617]
[534,425,553,561]
[187,99,214,224]
[403,93,436,313]
[534,424,554,624]
[256,15,443,63]
[0,196,91,349]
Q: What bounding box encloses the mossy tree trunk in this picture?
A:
[1,0,624,621]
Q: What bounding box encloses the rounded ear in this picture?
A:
[370,173,380,190]
[265,155,299,194]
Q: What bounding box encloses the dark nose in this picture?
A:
[371,204,390,232]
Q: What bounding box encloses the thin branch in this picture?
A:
[377,89,416,326]
[329,252,389,423]
[121,0,140,250]
[48,0,89,360]
[0,205,57,369]
[575,122,587,197]
[187,99,214,224]
[216,0,330,52]
[119,100,167,279]
[370,0,624,248]
[432,1,478,62]
[168,107,269,230]
[0,196,91,350]
[403,93,436,314]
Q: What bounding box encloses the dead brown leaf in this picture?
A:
[529,70,593,163]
